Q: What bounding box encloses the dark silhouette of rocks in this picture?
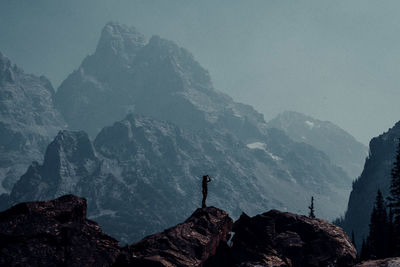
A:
[220,210,357,267]
[115,207,233,266]
[356,257,400,266]
[0,195,121,266]
[0,195,357,267]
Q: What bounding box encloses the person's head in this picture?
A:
[203,175,208,180]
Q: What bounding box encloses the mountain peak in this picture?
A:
[95,22,146,62]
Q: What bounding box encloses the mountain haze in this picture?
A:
[2,23,352,243]
[268,111,368,179]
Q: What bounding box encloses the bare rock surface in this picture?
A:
[225,210,357,267]
[0,195,121,266]
[115,206,233,267]
[356,258,400,267]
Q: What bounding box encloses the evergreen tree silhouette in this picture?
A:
[367,190,387,259]
[308,196,315,219]
[388,138,400,255]
[387,206,396,257]
[360,238,370,261]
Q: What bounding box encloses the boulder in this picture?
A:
[0,195,121,266]
[115,206,233,267]
[228,210,357,267]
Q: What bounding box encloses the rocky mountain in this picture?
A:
[268,111,368,179]
[3,113,350,243]
[55,22,266,141]
[338,121,400,249]
[0,23,355,242]
[0,194,356,267]
[0,52,66,193]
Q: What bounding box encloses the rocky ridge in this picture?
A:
[0,52,66,193]
[0,195,357,267]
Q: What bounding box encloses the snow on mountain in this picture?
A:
[0,52,66,193]
[268,111,368,179]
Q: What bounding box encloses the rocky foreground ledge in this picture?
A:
[0,195,358,266]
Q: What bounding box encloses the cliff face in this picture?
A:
[339,121,400,248]
[0,195,357,267]
[0,52,66,193]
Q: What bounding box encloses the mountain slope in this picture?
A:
[268,111,368,179]
[339,121,400,248]
[6,114,350,243]
[0,52,66,193]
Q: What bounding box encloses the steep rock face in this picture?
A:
[226,210,356,267]
[339,121,400,249]
[0,52,66,193]
[116,207,232,266]
[0,195,121,266]
[5,114,351,243]
[268,111,368,179]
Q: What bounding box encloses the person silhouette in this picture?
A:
[202,175,211,208]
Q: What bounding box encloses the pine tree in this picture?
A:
[367,190,388,259]
[388,138,400,255]
[360,238,370,261]
[387,206,396,257]
[308,196,315,219]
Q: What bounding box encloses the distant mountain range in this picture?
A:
[268,111,368,179]
[0,22,365,243]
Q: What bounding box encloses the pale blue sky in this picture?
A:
[1,0,399,144]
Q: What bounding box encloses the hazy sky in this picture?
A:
[1,0,399,144]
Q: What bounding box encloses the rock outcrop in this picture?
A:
[0,52,66,193]
[223,210,357,267]
[0,195,121,266]
[115,207,233,266]
[0,195,357,267]
[356,257,400,267]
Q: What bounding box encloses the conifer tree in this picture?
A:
[360,238,370,261]
[388,139,400,254]
[308,196,315,219]
[367,190,387,259]
[387,206,396,257]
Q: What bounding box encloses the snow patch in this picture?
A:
[305,120,314,129]
[247,142,282,161]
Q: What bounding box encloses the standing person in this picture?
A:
[202,175,211,208]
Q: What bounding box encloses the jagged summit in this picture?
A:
[0,52,66,193]
[95,22,146,65]
[55,22,262,139]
